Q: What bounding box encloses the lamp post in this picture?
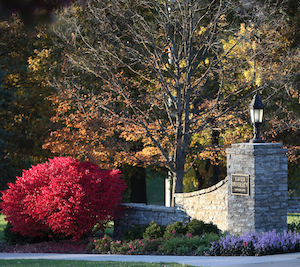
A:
[249,93,264,143]
[212,127,221,184]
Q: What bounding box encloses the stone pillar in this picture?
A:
[226,143,288,234]
[165,173,172,207]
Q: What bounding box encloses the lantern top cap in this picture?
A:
[249,93,264,109]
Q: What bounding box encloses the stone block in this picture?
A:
[227,143,288,234]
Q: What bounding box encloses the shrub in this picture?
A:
[288,222,300,233]
[202,222,220,235]
[186,219,220,236]
[164,221,187,237]
[163,220,219,238]
[126,238,162,254]
[92,234,113,253]
[159,233,219,255]
[122,224,147,242]
[110,240,129,254]
[1,157,127,241]
[209,230,300,256]
[4,223,51,245]
[143,221,165,239]
[194,233,221,255]
[92,237,163,255]
[186,219,205,236]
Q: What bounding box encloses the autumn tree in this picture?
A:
[263,0,300,193]
[47,0,300,205]
[41,78,149,202]
[194,0,300,192]
[218,2,300,149]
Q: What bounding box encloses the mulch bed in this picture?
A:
[0,239,90,254]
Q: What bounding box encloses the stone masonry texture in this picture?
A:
[174,178,228,232]
[114,203,190,239]
[226,143,288,234]
[114,143,288,237]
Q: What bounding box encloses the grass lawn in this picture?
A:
[0,260,191,267]
[287,213,300,224]
[104,221,114,236]
[0,214,6,241]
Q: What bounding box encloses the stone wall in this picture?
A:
[226,143,288,234]
[174,178,228,232]
[114,143,288,238]
[114,203,190,239]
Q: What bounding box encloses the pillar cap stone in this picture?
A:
[226,142,288,155]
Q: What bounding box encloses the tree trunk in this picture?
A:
[171,168,184,207]
[122,165,147,204]
[212,160,219,185]
[170,144,186,206]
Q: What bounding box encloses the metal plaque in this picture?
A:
[231,174,250,196]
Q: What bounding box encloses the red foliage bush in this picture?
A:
[1,157,127,241]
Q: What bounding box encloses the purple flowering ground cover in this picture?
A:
[208,230,300,256]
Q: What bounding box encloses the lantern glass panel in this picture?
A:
[258,109,263,122]
[250,108,263,123]
[250,109,254,123]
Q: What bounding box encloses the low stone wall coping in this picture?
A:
[121,203,180,213]
[174,177,228,198]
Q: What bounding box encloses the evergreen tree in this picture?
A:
[0,69,18,189]
[0,16,55,179]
